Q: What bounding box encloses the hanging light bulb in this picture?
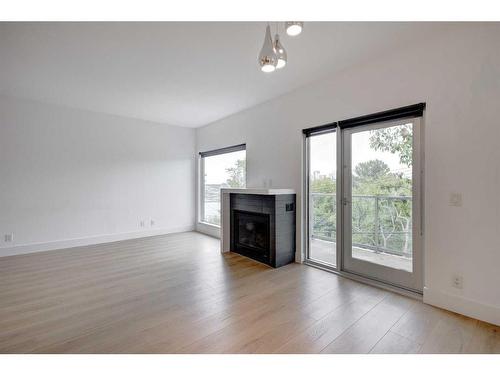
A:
[285,21,304,36]
[273,34,287,69]
[258,24,278,73]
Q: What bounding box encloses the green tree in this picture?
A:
[353,160,411,197]
[310,176,337,240]
[369,124,413,167]
[310,175,336,193]
[355,159,390,180]
[351,158,412,253]
[310,126,415,255]
[225,159,246,188]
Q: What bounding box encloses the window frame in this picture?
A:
[304,129,340,270]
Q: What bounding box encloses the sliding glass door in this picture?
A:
[342,118,422,291]
[304,107,423,292]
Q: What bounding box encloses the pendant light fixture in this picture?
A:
[258,24,278,73]
[257,22,303,73]
[273,33,287,69]
[285,21,304,36]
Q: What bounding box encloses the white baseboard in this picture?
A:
[423,287,500,326]
[0,225,195,258]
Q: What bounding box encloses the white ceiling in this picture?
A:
[0,22,457,128]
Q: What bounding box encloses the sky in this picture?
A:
[204,150,246,184]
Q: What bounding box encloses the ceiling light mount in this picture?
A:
[285,21,304,36]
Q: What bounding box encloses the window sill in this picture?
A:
[198,221,220,229]
[196,221,221,239]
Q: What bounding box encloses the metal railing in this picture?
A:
[310,192,412,257]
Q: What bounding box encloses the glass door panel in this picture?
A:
[307,131,337,267]
[342,119,422,291]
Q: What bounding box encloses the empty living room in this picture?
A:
[1,1,499,373]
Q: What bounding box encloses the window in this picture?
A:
[307,130,337,267]
[200,144,246,226]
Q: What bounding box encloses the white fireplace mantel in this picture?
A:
[220,188,296,253]
[220,188,296,196]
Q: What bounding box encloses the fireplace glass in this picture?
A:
[233,210,270,260]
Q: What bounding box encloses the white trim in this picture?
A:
[336,127,343,270]
[300,133,309,264]
[0,225,195,258]
[198,154,205,223]
[196,221,221,238]
[220,190,231,252]
[424,287,500,326]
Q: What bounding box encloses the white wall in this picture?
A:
[0,95,196,256]
[196,24,500,325]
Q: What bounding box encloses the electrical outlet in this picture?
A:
[4,233,13,243]
[452,275,463,289]
[449,192,462,207]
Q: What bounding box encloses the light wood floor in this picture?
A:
[1,231,498,354]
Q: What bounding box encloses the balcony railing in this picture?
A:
[310,192,412,257]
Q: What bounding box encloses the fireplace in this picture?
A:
[229,192,296,268]
[233,210,270,263]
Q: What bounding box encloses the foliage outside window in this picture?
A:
[310,123,413,257]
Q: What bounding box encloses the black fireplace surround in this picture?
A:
[230,193,296,268]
